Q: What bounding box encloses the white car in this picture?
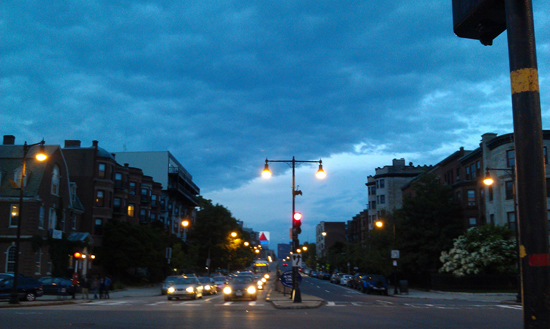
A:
[340,274,353,286]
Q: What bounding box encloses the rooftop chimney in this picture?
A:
[3,135,15,145]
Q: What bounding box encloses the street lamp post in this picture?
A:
[262,157,326,303]
[375,220,398,295]
[483,167,521,303]
[10,140,47,304]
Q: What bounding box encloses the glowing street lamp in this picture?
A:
[10,140,47,305]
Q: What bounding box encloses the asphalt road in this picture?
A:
[0,277,522,329]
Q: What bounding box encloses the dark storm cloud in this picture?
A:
[2,0,549,197]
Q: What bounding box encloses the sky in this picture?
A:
[2,1,549,247]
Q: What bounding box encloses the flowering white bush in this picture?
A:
[439,225,516,276]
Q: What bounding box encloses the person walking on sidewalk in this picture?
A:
[103,276,111,299]
[81,277,90,299]
[92,277,100,299]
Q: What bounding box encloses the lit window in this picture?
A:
[128,204,135,217]
[96,190,105,206]
[9,204,19,227]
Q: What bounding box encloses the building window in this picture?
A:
[128,204,135,217]
[507,150,515,167]
[456,191,461,200]
[129,182,136,195]
[151,194,158,207]
[14,166,27,187]
[115,173,123,188]
[456,168,461,181]
[98,163,106,179]
[505,181,514,200]
[9,204,19,227]
[49,208,57,230]
[114,198,122,212]
[470,164,476,179]
[467,190,475,206]
[488,186,493,201]
[39,206,45,229]
[507,212,517,232]
[35,248,42,275]
[469,218,477,226]
[140,209,147,222]
[379,179,385,188]
[379,195,386,204]
[51,165,60,195]
[71,214,76,230]
[6,246,16,272]
[96,190,105,207]
[544,147,548,164]
[94,218,103,235]
[490,214,495,225]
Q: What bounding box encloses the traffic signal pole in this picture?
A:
[504,1,550,327]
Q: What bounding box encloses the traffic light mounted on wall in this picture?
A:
[293,212,302,235]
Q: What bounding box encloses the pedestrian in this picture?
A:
[99,278,105,299]
[81,277,90,299]
[104,276,111,299]
[92,276,100,299]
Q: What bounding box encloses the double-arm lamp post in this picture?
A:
[262,157,326,303]
[10,140,47,305]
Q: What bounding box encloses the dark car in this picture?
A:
[39,277,78,295]
[361,274,389,295]
[350,273,369,289]
[199,277,217,295]
[0,277,44,301]
[223,276,257,301]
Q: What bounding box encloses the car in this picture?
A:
[340,274,353,286]
[161,276,181,295]
[361,274,389,295]
[212,276,227,292]
[0,276,44,301]
[38,277,78,295]
[166,276,204,300]
[199,277,217,295]
[350,273,369,289]
[309,270,317,278]
[223,276,257,301]
[330,273,343,284]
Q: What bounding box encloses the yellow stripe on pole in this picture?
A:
[510,68,539,94]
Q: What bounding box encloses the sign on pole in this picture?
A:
[391,250,400,259]
[291,254,302,268]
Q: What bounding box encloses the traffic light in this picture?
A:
[293,212,302,235]
[74,252,82,259]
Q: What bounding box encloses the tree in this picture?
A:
[394,173,464,275]
[440,225,517,276]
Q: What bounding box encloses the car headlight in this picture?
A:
[257,280,263,285]
[167,287,175,294]
[223,287,232,294]
[186,287,194,293]
[204,285,211,290]
[247,286,256,294]
[261,278,266,283]
[264,274,270,279]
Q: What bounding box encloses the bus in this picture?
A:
[251,259,270,274]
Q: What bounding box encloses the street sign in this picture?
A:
[391,250,400,259]
[280,270,302,288]
[291,254,302,267]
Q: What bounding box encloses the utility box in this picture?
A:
[452,0,506,45]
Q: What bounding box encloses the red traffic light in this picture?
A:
[293,212,302,221]
[74,252,82,259]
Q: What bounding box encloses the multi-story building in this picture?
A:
[1,135,84,277]
[316,221,346,259]
[367,159,431,229]
[113,151,200,240]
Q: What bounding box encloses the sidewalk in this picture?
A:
[0,286,160,308]
[265,284,324,309]
[392,288,520,304]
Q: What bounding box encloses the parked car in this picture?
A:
[161,276,181,295]
[0,277,44,301]
[223,276,257,301]
[166,276,203,300]
[319,271,331,280]
[309,270,317,278]
[198,277,217,295]
[340,274,353,286]
[361,274,389,295]
[39,276,78,295]
[350,273,369,289]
